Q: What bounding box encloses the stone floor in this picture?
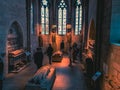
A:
[3,54,88,90]
[52,55,88,90]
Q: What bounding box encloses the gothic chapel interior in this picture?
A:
[0,0,120,90]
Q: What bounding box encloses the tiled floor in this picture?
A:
[3,54,88,90]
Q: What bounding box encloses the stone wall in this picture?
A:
[101,0,111,64]
[110,0,120,43]
[103,44,120,90]
[99,0,120,89]
[86,0,113,89]
[0,0,27,76]
[88,0,97,28]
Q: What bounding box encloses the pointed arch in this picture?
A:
[30,0,34,34]
[58,0,67,35]
[87,19,96,50]
[41,0,49,34]
[88,19,96,40]
[7,21,23,52]
[75,0,82,35]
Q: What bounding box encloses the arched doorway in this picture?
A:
[7,21,24,72]
[85,19,96,77]
[7,21,23,52]
[87,19,96,54]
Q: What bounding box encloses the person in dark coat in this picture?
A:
[34,47,43,69]
[68,46,72,67]
[85,53,93,78]
[72,43,78,63]
[60,40,64,53]
[0,58,4,90]
[38,32,43,47]
[46,44,53,64]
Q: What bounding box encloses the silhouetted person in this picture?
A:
[51,31,56,43]
[68,46,72,67]
[78,43,82,61]
[46,44,53,64]
[86,53,93,78]
[79,30,83,43]
[72,43,78,63]
[72,42,77,49]
[0,58,3,90]
[38,32,43,47]
[34,47,43,69]
[51,31,57,52]
[60,40,64,53]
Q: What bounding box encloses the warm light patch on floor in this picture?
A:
[52,56,88,90]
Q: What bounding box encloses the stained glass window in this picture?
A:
[58,0,67,35]
[41,0,49,34]
[75,0,82,35]
[30,2,34,34]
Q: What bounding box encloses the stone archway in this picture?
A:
[6,21,23,73]
[89,20,96,40]
[7,21,23,51]
[84,19,96,78]
[87,19,96,51]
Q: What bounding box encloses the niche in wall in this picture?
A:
[7,21,26,73]
[88,19,96,54]
[7,21,23,52]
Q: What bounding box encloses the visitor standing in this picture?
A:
[38,32,43,47]
[60,40,64,53]
[34,47,43,69]
[68,46,72,67]
[46,44,53,64]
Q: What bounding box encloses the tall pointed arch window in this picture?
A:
[58,0,67,35]
[75,0,82,35]
[41,0,49,34]
[30,2,34,34]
